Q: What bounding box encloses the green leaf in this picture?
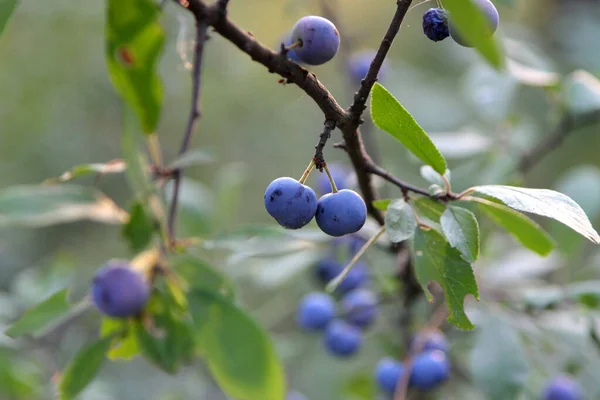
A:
[443,0,505,69]
[106,0,165,133]
[441,206,480,262]
[372,199,392,211]
[44,160,126,184]
[412,227,479,330]
[470,185,600,244]
[58,336,113,400]
[5,289,72,338]
[171,255,235,299]
[343,374,377,400]
[384,199,417,243]
[100,318,140,361]
[122,202,155,251]
[168,149,215,170]
[0,184,128,227]
[0,0,18,38]
[370,83,447,174]
[188,289,285,400]
[121,107,153,196]
[470,315,529,400]
[420,165,450,188]
[412,197,446,222]
[473,198,555,256]
[563,70,600,115]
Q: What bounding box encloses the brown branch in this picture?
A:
[519,110,600,174]
[347,0,413,124]
[313,120,337,171]
[167,14,209,244]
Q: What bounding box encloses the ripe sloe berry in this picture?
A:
[291,16,340,65]
[422,8,449,42]
[264,177,318,229]
[296,292,336,331]
[347,50,390,82]
[342,289,378,328]
[450,0,499,48]
[542,375,583,400]
[316,189,367,237]
[409,350,450,390]
[410,329,449,354]
[91,261,150,318]
[374,357,405,394]
[323,320,362,356]
[316,164,349,195]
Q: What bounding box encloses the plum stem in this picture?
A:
[323,163,339,193]
[298,159,315,184]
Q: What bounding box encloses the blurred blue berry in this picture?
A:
[323,320,362,356]
[374,357,405,394]
[296,292,336,331]
[315,258,343,284]
[409,350,450,390]
[342,289,378,328]
[316,164,349,195]
[338,261,369,293]
[410,330,449,354]
[542,375,583,400]
[422,8,449,42]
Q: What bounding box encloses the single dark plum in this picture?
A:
[374,357,405,394]
[291,16,340,65]
[342,288,378,328]
[316,189,367,237]
[409,350,450,391]
[422,8,450,42]
[91,261,150,318]
[264,177,318,229]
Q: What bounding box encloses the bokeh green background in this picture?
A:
[1,0,600,399]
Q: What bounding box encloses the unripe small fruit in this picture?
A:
[409,350,450,390]
[374,357,405,394]
[422,8,450,42]
[541,375,583,400]
[342,289,378,328]
[449,0,499,48]
[291,16,340,65]
[91,261,150,318]
[316,189,367,237]
[264,177,318,229]
[323,320,362,356]
[296,292,336,331]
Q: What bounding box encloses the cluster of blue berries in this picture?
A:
[375,330,450,394]
[90,261,150,318]
[422,0,499,47]
[280,16,340,66]
[264,164,367,237]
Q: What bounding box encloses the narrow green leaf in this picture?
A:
[412,228,479,330]
[44,160,126,184]
[474,198,555,256]
[5,289,71,338]
[0,184,128,227]
[470,315,529,400]
[443,0,505,69]
[188,289,285,400]
[122,202,155,251]
[171,255,235,299]
[372,199,392,211]
[58,336,113,400]
[384,199,417,243]
[370,83,447,174]
[441,206,480,262]
[100,318,140,361]
[0,0,18,38]
[106,0,165,133]
[470,185,600,244]
[168,149,215,170]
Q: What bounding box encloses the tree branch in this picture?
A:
[313,120,336,170]
[348,0,412,124]
[519,110,600,174]
[167,14,209,244]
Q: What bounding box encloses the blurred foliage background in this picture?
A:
[1,0,600,399]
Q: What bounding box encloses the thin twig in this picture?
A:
[518,110,600,174]
[167,16,209,244]
[313,120,336,170]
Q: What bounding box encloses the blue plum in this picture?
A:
[449,0,499,48]
[409,350,450,391]
[316,164,349,195]
[410,330,449,354]
[91,261,150,318]
[291,16,340,65]
[541,375,583,400]
[342,289,378,328]
[347,50,390,83]
[422,8,450,42]
[374,357,405,394]
[316,189,367,237]
[264,177,318,229]
[323,320,362,357]
[296,292,336,331]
